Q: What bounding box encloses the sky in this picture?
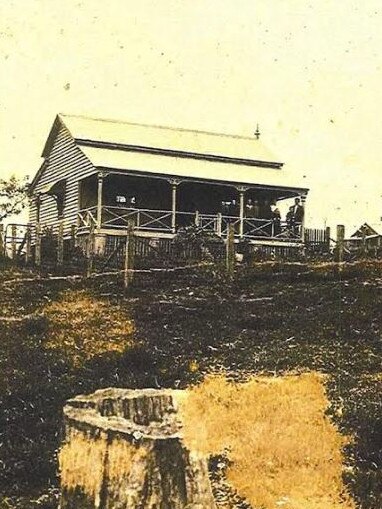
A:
[0,0,381,233]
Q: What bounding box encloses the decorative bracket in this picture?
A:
[98,170,112,180]
[236,185,250,193]
[169,178,182,187]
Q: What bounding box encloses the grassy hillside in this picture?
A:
[0,261,381,508]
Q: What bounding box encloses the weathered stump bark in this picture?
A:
[59,388,216,509]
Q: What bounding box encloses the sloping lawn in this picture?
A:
[0,261,381,508]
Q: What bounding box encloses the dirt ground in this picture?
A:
[0,261,381,508]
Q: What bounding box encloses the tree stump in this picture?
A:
[59,388,216,509]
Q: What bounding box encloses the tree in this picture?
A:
[0,175,29,222]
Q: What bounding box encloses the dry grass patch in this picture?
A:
[180,372,355,509]
[43,290,135,366]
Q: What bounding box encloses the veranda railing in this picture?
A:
[77,205,303,242]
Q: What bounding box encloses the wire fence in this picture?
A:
[2,221,378,282]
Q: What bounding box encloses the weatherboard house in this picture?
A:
[29,114,309,252]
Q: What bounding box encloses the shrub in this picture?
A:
[172,225,225,261]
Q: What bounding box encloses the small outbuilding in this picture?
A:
[345,223,382,253]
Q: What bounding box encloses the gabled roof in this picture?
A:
[350,223,380,238]
[34,113,309,196]
[57,113,283,168]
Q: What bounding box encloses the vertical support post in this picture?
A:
[97,172,104,231]
[216,213,222,237]
[0,224,4,257]
[336,225,345,263]
[57,220,64,268]
[35,194,41,224]
[70,225,76,250]
[124,220,135,290]
[11,225,17,260]
[25,226,32,264]
[86,224,95,277]
[325,226,331,253]
[76,181,81,228]
[226,223,235,277]
[170,180,178,233]
[238,187,245,238]
[35,223,42,267]
[300,194,307,242]
[195,210,200,227]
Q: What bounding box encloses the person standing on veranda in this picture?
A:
[270,201,281,236]
[291,197,304,235]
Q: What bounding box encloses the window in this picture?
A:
[56,192,65,218]
[41,179,66,219]
[54,181,66,219]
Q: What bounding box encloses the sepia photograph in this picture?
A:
[0,1,381,508]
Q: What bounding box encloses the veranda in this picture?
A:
[77,171,307,248]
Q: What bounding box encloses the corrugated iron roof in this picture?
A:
[79,145,307,193]
[59,113,281,166]
[34,114,308,195]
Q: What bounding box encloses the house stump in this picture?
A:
[59,388,216,509]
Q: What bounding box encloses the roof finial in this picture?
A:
[255,124,261,140]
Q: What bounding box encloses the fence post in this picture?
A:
[124,220,135,290]
[35,223,42,267]
[325,226,331,253]
[226,223,235,276]
[57,220,64,268]
[86,224,95,277]
[0,224,4,257]
[194,210,200,227]
[11,225,17,260]
[336,225,345,263]
[25,226,32,264]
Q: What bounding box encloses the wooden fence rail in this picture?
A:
[2,220,367,278]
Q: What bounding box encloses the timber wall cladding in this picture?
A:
[59,388,217,509]
[30,123,96,236]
